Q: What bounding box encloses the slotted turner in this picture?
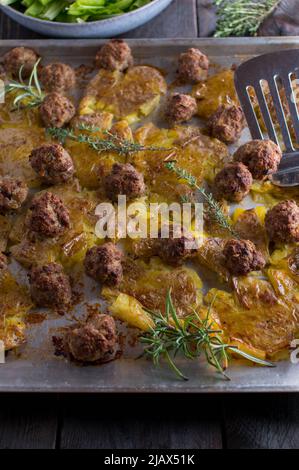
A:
[234,49,299,187]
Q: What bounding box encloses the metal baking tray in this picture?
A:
[1,37,299,393]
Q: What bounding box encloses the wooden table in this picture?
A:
[0,0,299,450]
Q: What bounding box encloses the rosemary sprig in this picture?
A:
[47,125,171,156]
[1,59,45,110]
[141,291,274,381]
[165,161,238,237]
[214,0,279,37]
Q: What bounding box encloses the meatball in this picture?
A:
[27,191,70,239]
[223,239,266,276]
[29,263,72,310]
[208,104,245,144]
[29,144,74,184]
[233,139,282,180]
[40,92,76,128]
[265,200,299,244]
[40,63,76,93]
[214,163,253,203]
[3,47,39,78]
[0,253,7,272]
[177,48,209,83]
[0,177,28,214]
[66,314,118,363]
[95,39,133,72]
[165,93,197,125]
[84,242,123,287]
[157,227,199,266]
[104,163,145,202]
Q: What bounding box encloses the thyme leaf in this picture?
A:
[165,161,239,238]
[47,124,171,156]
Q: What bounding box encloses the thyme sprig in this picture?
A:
[1,59,45,110]
[214,0,279,37]
[165,161,238,237]
[141,291,274,381]
[47,124,171,156]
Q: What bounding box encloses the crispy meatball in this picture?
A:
[233,139,282,180]
[214,163,253,203]
[0,177,28,213]
[165,93,197,125]
[208,104,245,144]
[3,47,39,78]
[265,200,299,244]
[66,314,118,363]
[29,144,74,184]
[0,253,7,272]
[104,163,145,202]
[84,243,123,287]
[40,92,76,128]
[29,263,72,310]
[40,63,76,93]
[157,227,199,266]
[95,39,133,72]
[223,239,266,276]
[27,192,70,239]
[178,48,209,83]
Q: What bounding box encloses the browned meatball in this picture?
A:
[165,93,197,125]
[0,253,7,272]
[223,239,266,276]
[0,177,28,214]
[27,192,70,239]
[214,163,253,203]
[157,227,199,266]
[95,39,133,71]
[40,63,76,93]
[3,47,39,78]
[84,242,123,287]
[29,263,72,310]
[66,314,118,363]
[265,200,299,244]
[233,139,282,180]
[104,163,145,202]
[40,93,76,128]
[208,104,245,144]
[178,48,209,83]
[29,144,74,184]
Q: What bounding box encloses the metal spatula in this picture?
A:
[234,49,299,187]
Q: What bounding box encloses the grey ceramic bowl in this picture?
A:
[0,0,173,38]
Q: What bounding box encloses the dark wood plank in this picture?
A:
[223,394,299,449]
[0,394,59,449]
[123,0,198,38]
[60,395,222,449]
[0,11,42,39]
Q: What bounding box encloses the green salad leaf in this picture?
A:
[1,0,153,22]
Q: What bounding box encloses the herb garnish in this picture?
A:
[1,59,45,110]
[214,0,279,37]
[47,124,171,156]
[165,161,239,238]
[141,291,274,381]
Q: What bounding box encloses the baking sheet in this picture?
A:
[1,37,299,393]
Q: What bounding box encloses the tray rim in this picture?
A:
[1,37,299,393]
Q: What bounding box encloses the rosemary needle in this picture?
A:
[47,124,171,156]
[141,290,275,381]
[1,59,45,110]
[165,161,239,238]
